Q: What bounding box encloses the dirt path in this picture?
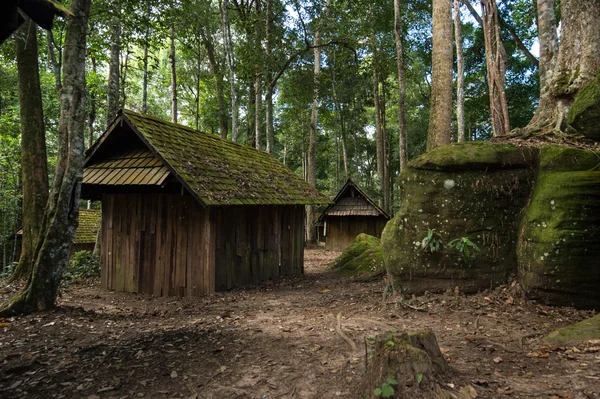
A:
[1,249,599,399]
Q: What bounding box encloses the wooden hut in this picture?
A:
[81,109,328,297]
[14,209,100,261]
[318,179,390,251]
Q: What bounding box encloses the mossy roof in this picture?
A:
[74,209,101,244]
[17,209,100,244]
[318,179,390,221]
[85,110,330,207]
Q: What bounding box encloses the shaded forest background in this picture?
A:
[0,0,540,270]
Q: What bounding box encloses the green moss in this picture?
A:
[329,233,384,279]
[545,314,600,344]
[382,149,536,293]
[518,146,600,309]
[567,69,600,139]
[409,142,538,171]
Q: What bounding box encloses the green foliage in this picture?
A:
[374,377,398,398]
[446,237,481,260]
[64,251,100,280]
[420,229,443,253]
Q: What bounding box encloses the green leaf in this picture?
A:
[417,373,423,384]
[374,387,382,396]
[381,384,395,397]
[386,377,398,385]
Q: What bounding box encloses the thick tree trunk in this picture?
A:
[170,20,178,123]
[106,0,121,125]
[524,0,600,133]
[1,0,91,316]
[46,29,62,93]
[394,0,408,171]
[220,0,238,142]
[88,57,97,148]
[454,0,465,142]
[525,0,558,131]
[373,63,386,213]
[427,0,453,150]
[11,19,49,281]
[481,0,510,137]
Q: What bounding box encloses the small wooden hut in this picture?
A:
[318,179,390,251]
[14,209,100,261]
[81,109,328,297]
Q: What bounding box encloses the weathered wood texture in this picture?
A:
[214,205,305,291]
[325,216,388,251]
[101,193,304,296]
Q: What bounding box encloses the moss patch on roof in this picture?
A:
[105,110,329,206]
[74,209,101,244]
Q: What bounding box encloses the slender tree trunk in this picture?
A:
[454,0,465,142]
[11,18,49,281]
[142,0,151,113]
[373,60,386,212]
[88,57,97,148]
[306,0,333,244]
[427,0,453,150]
[265,0,274,153]
[394,0,408,171]
[331,62,348,177]
[200,27,228,138]
[46,30,62,93]
[481,0,510,137]
[106,0,121,125]
[170,19,178,123]
[247,84,256,147]
[254,0,263,150]
[220,0,238,141]
[1,0,91,316]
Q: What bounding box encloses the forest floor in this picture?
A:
[1,248,599,399]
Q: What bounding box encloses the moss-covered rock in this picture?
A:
[382,142,538,294]
[545,314,600,344]
[518,146,600,309]
[328,233,384,280]
[568,70,600,141]
[360,330,453,398]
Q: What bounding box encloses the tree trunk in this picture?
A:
[454,0,465,142]
[170,19,178,123]
[373,61,386,212]
[0,0,91,316]
[481,0,510,137]
[265,0,274,153]
[46,29,62,93]
[142,0,151,114]
[306,0,333,244]
[88,57,97,148]
[427,0,453,150]
[394,0,408,171]
[11,18,49,281]
[106,0,121,125]
[254,0,263,150]
[220,0,238,142]
[525,0,558,131]
[200,27,228,139]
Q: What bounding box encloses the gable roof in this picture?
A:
[84,110,330,207]
[318,179,390,221]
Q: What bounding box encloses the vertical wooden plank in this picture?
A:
[154,194,164,295]
[207,208,216,294]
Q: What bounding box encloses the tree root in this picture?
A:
[336,313,357,352]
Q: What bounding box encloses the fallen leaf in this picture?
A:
[493,357,503,364]
[170,370,178,378]
[8,380,22,389]
[459,384,478,398]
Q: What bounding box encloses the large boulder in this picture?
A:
[328,233,384,280]
[518,146,600,309]
[382,142,537,293]
[545,314,600,345]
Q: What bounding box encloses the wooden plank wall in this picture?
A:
[214,205,305,291]
[325,216,388,251]
[101,193,215,296]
